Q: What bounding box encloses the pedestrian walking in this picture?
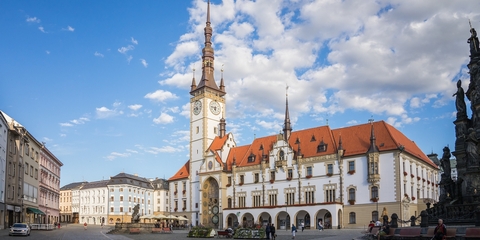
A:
[84,222,87,230]
[291,224,297,239]
[271,224,276,240]
[265,223,271,239]
[301,222,304,232]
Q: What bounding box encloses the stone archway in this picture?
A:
[201,177,220,228]
[258,212,272,226]
[314,209,332,229]
[276,211,290,230]
[241,213,254,228]
[226,213,238,228]
[295,210,311,229]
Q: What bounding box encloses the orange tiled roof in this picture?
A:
[168,160,190,181]
[331,121,437,168]
[208,135,229,166]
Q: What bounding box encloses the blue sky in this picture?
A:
[1,0,478,186]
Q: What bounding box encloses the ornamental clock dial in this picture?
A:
[209,101,221,115]
[193,100,202,115]
[212,205,219,214]
[212,215,219,224]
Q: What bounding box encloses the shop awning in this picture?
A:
[27,207,45,215]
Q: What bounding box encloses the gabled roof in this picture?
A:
[331,121,436,167]
[108,172,154,189]
[81,180,109,189]
[289,125,336,158]
[60,181,87,191]
[235,135,277,167]
[169,160,190,181]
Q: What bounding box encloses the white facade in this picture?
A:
[79,180,108,225]
[0,113,7,228]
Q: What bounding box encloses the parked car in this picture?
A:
[9,223,30,236]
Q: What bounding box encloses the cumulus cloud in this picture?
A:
[38,26,46,33]
[128,104,142,111]
[62,26,74,32]
[118,45,135,54]
[94,51,104,57]
[131,37,138,45]
[96,106,123,119]
[26,17,40,23]
[60,117,90,127]
[140,59,148,68]
[105,151,131,161]
[144,89,178,102]
[153,112,174,124]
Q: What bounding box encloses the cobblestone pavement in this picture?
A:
[0,224,366,240]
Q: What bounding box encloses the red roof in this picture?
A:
[168,160,190,181]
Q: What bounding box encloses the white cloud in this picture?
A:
[140,59,148,68]
[105,151,131,161]
[118,45,135,54]
[153,112,174,124]
[144,89,178,102]
[127,55,133,63]
[131,37,138,45]
[96,106,122,119]
[128,104,143,111]
[146,146,181,154]
[94,52,104,57]
[346,120,358,125]
[38,26,46,33]
[62,26,75,32]
[60,117,90,127]
[26,17,40,23]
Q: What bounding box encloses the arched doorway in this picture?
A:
[276,211,290,230]
[337,209,342,229]
[315,209,332,229]
[295,210,310,229]
[258,212,272,226]
[201,177,220,228]
[241,213,254,228]
[226,213,238,228]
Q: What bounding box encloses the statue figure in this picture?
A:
[440,146,451,178]
[453,80,467,119]
[469,27,480,57]
[402,194,411,223]
[466,128,479,164]
[381,207,388,218]
[132,204,140,223]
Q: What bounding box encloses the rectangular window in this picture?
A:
[183,182,187,190]
[25,144,29,156]
[238,196,246,208]
[305,190,314,204]
[227,176,232,185]
[287,169,293,179]
[157,199,160,204]
[30,166,33,177]
[348,161,355,172]
[306,166,312,176]
[120,196,124,201]
[327,164,333,174]
[175,200,178,209]
[240,175,244,185]
[349,188,356,201]
[253,195,261,207]
[269,193,277,206]
[254,173,259,183]
[110,207,114,212]
[25,163,29,174]
[110,196,114,201]
[120,207,123,212]
[270,171,275,181]
[349,212,356,224]
[183,200,187,210]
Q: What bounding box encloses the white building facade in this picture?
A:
[79,180,108,225]
[168,1,440,230]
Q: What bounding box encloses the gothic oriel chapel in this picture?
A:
[168,1,440,229]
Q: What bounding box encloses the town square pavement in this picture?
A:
[0,224,367,240]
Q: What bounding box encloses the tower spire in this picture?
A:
[283,85,292,140]
[190,0,225,96]
[367,119,379,153]
[190,68,197,92]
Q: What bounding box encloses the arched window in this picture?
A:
[371,186,378,199]
[279,150,285,160]
[228,198,232,208]
[348,188,356,201]
[349,212,356,224]
[372,211,379,222]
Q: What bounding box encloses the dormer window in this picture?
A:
[311,135,316,142]
[248,153,255,163]
[317,140,327,152]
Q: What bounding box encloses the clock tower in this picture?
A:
[189,0,226,220]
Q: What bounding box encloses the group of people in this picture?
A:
[264,223,276,239]
[367,218,447,240]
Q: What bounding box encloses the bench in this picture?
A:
[151,228,162,233]
[129,228,140,234]
[217,230,232,238]
[363,226,381,239]
[421,228,435,239]
[394,228,421,239]
[378,228,396,240]
[465,228,480,239]
[445,228,457,239]
[162,227,172,233]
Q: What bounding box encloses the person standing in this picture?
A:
[270,224,276,240]
[433,219,447,240]
[291,224,297,239]
[301,222,305,232]
[318,220,324,231]
[83,222,87,230]
[265,223,271,239]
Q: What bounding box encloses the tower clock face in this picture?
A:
[209,101,221,115]
[212,215,219,224]
[193,100,202,115]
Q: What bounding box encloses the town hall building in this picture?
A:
[168,0,440,229]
